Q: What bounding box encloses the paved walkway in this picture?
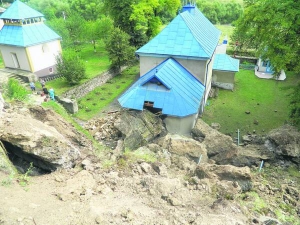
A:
[254,66,286,80]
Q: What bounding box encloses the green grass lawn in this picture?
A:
[0,56,3,68]
[44,41,110,95]
[202,70,299,136]
[74,65,139,121]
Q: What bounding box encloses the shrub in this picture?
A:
[5,78,29,101]
[56,49,86,85]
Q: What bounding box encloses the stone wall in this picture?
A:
[61,68,124,100]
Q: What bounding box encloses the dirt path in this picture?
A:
[0,165,249,225]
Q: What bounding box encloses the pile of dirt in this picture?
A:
[0,101,299,225]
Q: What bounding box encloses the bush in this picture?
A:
[5,78,29,101]
[56,49,86,85]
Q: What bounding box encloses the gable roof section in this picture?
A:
[213,54,240,72]
[0,0,43,20]
[118,58,205,117]
[136,6,221,59]
[0,24,61,47]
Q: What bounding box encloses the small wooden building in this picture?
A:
[0,0,62,78]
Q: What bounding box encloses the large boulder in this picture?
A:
[0,142,17,175]
[0,92,4,115]
[195,163,252,192]
[266,125,300,164]
[157,134,208,163]
[194,119,239,165]
[114,110,164,150]
[0,108,81,171]
[28,106,92,149]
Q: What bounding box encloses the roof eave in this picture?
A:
[136,52,210,61]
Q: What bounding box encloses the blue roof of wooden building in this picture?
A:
[0,0,61,47]
[118,58,205,117]
[136,4,221,59]
[0,0,43,19]
[213,54,240,72]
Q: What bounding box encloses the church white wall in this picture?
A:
[27,40,61,74]
[0,45,30,71]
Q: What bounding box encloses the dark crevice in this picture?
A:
[1,140,53,175]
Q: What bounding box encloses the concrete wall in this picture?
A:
[56,96,78,114]
[0,45,30,71]
[212,70,235,90]
[212,70,235,83]
[164,114,197,135]
[27,40,61,76]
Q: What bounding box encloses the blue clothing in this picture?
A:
[49,88,55,100]
[30,82,35,91]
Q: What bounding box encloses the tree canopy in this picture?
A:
[234,0,300,129]
[105,27,135,72]
[233,0,300,74]
[56,49,86,85]
[103,0,180,47]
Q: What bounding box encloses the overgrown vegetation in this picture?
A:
[202,70,299,136]
[56,49,87,85]
[289,82,300,129]
[44,42,110,96]
[105,27,136,71]
[237,166,300,224]
[3,78,30,101]
[196,0,243,24]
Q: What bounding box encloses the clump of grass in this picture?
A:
[3,78,30,101]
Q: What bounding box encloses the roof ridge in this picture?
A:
[180,8,221,57]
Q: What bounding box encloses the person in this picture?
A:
[30,82,36,91]
[49,88,55,100]
[40,79,45,88]
[42,87,49,96]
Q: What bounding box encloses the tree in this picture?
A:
[234,0,300,74]
[290,82,300,129]
[157,0,181,23]
[130,0,161,39]
[68,0,104,21]
[47,13,86,49]
[103,0,180,47]
[56,49,86,85]
[85,16,113,52]
[234,0,300,128]
[196,0,242,24]
[105,27,135,72]
[28,0,70,20]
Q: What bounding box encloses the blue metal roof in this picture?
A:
[118,58,205,117]
[0,0,44,19]
[136,5,221,59]
[0,24,61,47]
[213,54,240,72]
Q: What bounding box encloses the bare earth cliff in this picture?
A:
[0,101,299,225]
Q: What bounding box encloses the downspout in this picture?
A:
[202,57,212,112]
